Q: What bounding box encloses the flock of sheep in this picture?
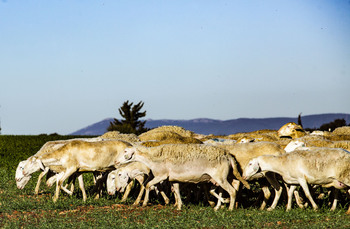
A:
[15,123,350,213]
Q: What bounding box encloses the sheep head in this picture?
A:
[107,172,118,195]
[16,175,32,189]
[114,147,137,166]
[15,160,26,181]
[284,140,306,153]
[243,158,260,180]
[22,156,44,176]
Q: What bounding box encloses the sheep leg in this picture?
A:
[121,180,134,202]
[294,190,305,209]
[214,178,237,211]
[77,174,87,201]
[134,174,153,205]
[66,173,76,194]
[53,168,76,202]
[159,190,170,205]
[286,185,296,211]
[142,175,167,207]
[298,179,318,210]
[330,188,339,211]
[133,185,145,206]
[231,179,240,208]
[133,176,146,205]
[93,172,105,199]
[34,167,50,194]
[265,173,282,211]
[60,179,74,195]
[211,188,225,211]
[172,183,182,210]
[260,185,271,210]
[202,184,216,207]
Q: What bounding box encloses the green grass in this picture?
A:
[1,135,350,228]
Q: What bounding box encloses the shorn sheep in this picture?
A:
[21,140,132,202]
[16,137,103,199]
[243,147,350,213]
[107,161,170,205]
[116,144,250,210]
[220,142,286,210]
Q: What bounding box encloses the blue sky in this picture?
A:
[1,0,349,135]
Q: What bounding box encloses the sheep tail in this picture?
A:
[230,156,250,189]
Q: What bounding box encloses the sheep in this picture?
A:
[16,140,74,194]
[107,161,170,205]
[243,147,350,212]
[116,144,250,211]
[284,139,306,153]
[109,160,231,209]
[220,142,286,211]
[228,129,279,142]
[203,138,237,146]
[278,122,306,139]
[333,126,350,136]
[16,137,103,196]
[139,125,194,138]
[139,130,202,144]
[100,131,140,142]
[283,140,349,211]
[21,139,133,202]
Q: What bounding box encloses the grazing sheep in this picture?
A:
[16,137,103,196]
[116,144,250,210]
[220,142,286,210]
[107,162,170,205]
[22,140,132,202]
[16,140,75,194]
[243,147,350,212]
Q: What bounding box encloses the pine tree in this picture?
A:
[298,113,303,128]
[107,100,149,135]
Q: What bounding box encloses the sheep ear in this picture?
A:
[253,161,260,172]
[38,160,45,171]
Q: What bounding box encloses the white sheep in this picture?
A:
[284,139,306,153]
[116,144,250,211]
[219,142,286,210]
[243,147,350,212]
[107,161,170,205]
[16,137,103,194]
[21,139,132,202]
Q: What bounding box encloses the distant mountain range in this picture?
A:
[70,113,350,136]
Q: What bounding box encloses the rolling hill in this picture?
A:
[70,113,350,136]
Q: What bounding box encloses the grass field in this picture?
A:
[1,135,350,228]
